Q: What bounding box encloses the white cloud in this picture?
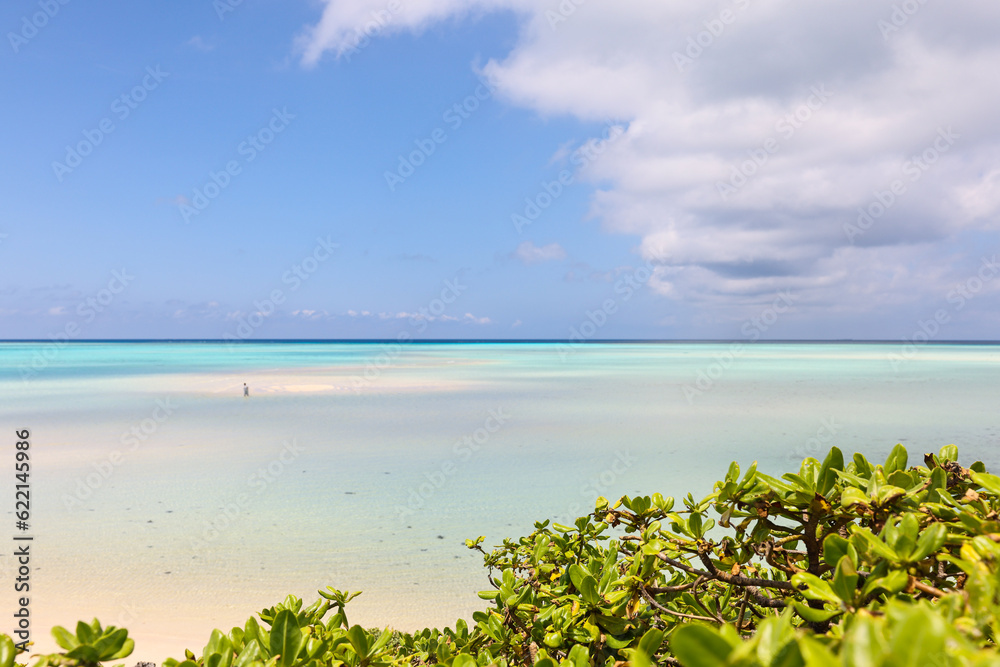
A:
[464,313,492,325]
[514,240,566,264]
[351,309,492,325]
[185,35,214,52]
[295,0,535,66]
[299,0,1000,324]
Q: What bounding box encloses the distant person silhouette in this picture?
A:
[243,383,249,397]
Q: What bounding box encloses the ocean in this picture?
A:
[1,341,998,659]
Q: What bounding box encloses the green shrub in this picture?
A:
[7,444,1000,667]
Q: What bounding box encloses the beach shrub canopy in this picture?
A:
[6,444,1000,667]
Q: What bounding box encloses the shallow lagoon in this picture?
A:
[1,341,998,658]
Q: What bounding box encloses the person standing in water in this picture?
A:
[243,383,249,397]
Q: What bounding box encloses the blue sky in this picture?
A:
[2,0,1000,340]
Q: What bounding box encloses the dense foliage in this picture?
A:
[6,444,1000,667]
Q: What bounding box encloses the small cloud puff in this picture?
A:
[514,241,566,265]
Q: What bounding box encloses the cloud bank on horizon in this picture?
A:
[297,0,1000,320]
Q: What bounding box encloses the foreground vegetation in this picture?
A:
[6,444,1000,667]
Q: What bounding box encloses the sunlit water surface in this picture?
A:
[1,342,998,658]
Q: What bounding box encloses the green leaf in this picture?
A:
[568,564,601,606]
[369,627,393,655]
[738,461,758,492]
[754,614,800,666]
[834,468,870,488]
[832,556,859,603]
[841,487,869,509]
[888,605,946,667]
[596,615,628,636]
[64,645,100,663]
[688,512,703,538]
[637,628,664,658]
[823,534,850,568]
[453,655,477,667]
[534,651,556,667]
[782,472,815,492]
[861,570,908,597]
[797,636,839,667]
[971,471,1000,496]
[345,625,369,660]
[51,626,80,651]
[76,620,97,646]
[629,646,653,667]
[909,523,947,562]
[884,444,908,474]
[853,529,899,563]
[853,453,873,477]
[875,485,906,507]
[205,629,229,658]
[899,513,920,541]
[792,602,843,624]
[94,628,129,660]
[269,610,304,667]
[0,636,17,667]
[938,444,958,463]
[566,645,589,667]
[843,615,884,667]
[891,515,919,560]
[818,447,845,495]
[670,625,736,667]
[791,573,841,604]
[233,640,262,667]
[244,617,264,648]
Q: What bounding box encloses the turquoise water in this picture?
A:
[1,342,998,658]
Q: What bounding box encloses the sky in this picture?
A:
[2,0,1000,340]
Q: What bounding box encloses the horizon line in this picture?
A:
[1,339,999,345]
